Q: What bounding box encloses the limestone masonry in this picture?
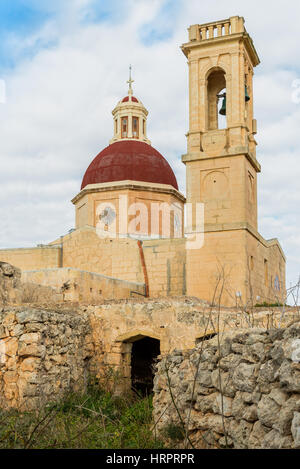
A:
[0,16,295,449]
[0,263,299,450]
[0,16,285,307]
[153,321,300,449]
[0,306,92,411]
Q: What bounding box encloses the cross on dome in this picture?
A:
[127,65,134,95]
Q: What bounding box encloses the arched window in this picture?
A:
[207,68,226,130]
[264,259,268,286]
[121,117,128,138]
[274,275,280,291]
[132,116,139,138]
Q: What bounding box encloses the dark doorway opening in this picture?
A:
[131,337,160,396]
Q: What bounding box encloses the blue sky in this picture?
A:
[0,0,51,32]
[139,0,182,45]
[0,0,184,71]
[0,0,300,295]
[0,0,55,70]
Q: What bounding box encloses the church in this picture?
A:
[0,16,286,307]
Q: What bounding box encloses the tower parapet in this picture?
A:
[187,16,246,41]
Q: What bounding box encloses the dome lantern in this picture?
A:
[110,66,151,145]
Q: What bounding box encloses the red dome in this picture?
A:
[122,96,138,102]
[81,140,178,190]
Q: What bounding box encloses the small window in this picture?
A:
[121,117,128,138]
[132,116,139,138]
[115,119,118,134]
[264,259,268,286]
[274,275,280,291]
[250,255,254,271]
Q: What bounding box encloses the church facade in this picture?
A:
[0,16,286,307]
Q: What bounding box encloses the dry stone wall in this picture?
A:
[0,307,93,410]
[0,262,22,305]
[153,322,300,449]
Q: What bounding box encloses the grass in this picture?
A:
[0,384,165,449]
[254,301,285,307]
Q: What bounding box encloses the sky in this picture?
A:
[0,0,299,291]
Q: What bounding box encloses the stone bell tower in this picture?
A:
[182,16,286,305]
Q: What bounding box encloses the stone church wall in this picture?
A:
[0,245,61,271]
[21,268,146,302]
[246,230,286,306]
[153,321,300,449]
[186,228,286,306]
[50,227,187,298]
[58,227,186,297]
[0,225,284,306]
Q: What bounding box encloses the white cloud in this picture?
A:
[0,0,300,290]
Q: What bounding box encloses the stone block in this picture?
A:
[20,357,40,372]
[18,343,46,358]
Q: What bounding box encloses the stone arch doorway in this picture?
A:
[116,331,161,395]
[130,336,160,396]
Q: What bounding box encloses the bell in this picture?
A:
[219,95,226,116]
[245,85,250,102]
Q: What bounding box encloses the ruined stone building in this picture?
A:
[0,16,286,307]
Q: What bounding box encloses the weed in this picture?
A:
[0,384,164,449]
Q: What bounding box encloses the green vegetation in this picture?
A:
[254,301,285,307]
[0,384,165,449]
[162,423,185,442]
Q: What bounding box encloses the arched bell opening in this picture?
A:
[206,68,227,130]
[217,87,227,129]
[130,336,160,396]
